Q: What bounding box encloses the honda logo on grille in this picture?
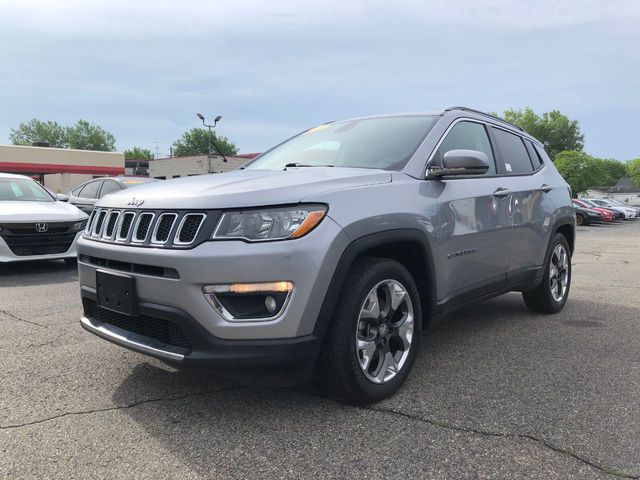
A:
[35,223,49,233]
[128,197,144,206]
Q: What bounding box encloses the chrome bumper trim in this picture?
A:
[80,315,185,362]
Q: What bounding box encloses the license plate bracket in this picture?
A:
[96,270,138,316]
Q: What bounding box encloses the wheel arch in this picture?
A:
[553,218,575,254]
[313,229,436,342]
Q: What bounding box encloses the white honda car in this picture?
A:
[0,173,88,263]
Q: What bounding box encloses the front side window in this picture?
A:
[246,116,439,171]
[431,121,496,175]
[0,178,54,202]
[492,128,534,174]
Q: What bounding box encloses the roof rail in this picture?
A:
[444,106,524,132]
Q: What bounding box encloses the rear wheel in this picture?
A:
[522,233,571,314]
[575,214,584,226]
[315,257,422,404]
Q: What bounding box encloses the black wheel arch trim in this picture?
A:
[312,229,437,342]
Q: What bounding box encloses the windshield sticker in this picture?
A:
[505,163,512,172]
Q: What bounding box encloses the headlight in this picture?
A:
[212,204,327,241]
[71,220,88,231]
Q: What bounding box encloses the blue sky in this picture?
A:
[1,0,638,160]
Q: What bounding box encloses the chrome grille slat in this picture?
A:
[91,210,107,237]
[103,211,120,239]
[174,213,206,245]
[117,212,136,241]
[151,213,177,244]
[84,209,208,248]
[132,212,155,243]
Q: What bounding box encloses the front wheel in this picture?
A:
[522,233,571,314]
[315,257,422,405]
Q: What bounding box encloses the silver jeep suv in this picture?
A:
[78,107,575,404]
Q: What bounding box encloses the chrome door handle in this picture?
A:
[540,184,553,193]
[493,188,512,198]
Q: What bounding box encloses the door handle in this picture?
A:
[540,184,553,193]
[493,188,512,198]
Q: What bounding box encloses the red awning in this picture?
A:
[0,162,124,175]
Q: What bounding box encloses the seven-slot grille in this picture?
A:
[84,208,207,247]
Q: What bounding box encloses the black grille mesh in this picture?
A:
[86,300,191,351]
[94,210,107,235]
[119,213,135,239]
[155,214,175,242]
[105,212,119,238]
[178,215,204,243]
[134,213,153,241]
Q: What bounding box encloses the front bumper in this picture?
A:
[78,216,349,349]
[0,231,81,263]
[80,288,322,374]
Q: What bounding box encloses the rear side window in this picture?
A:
[99,180,120,197]
[525,141,543,168]
[491,128,534,174]
[78,180,102,199]
[432,121,496,175]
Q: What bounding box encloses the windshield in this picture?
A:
[246,115,438,171]
[0,178,54,202]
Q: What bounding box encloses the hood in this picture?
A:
[96,167,392,209]
[0,200,87,222]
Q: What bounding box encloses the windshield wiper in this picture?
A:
[283,163,334,170]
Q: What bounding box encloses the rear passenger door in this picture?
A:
[489,127,555,283]
[430,120,512,304]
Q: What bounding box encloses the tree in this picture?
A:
[124,147,154,160]
[498,107,585,160]
[628,158,640,187]
[554,151,603,196]
[595,158,627,186]
[172,128,238,157]
[66,119,116,151]
[9,119,68,148]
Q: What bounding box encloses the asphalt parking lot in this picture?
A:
[1,221,639,479]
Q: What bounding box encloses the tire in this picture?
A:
[522,233,571,314]
[575,214,584,226]
[314,257,422,405]
[64,258,78,266]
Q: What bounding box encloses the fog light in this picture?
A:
[203,282,293,322]
[264,295,277,314]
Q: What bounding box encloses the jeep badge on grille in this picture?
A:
[127,197,144,207]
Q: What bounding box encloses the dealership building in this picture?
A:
[149,153,259,179]
[0,144,124,193]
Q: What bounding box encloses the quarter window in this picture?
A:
[491,128,534,174]
[525,140,543,168]
[432,121,496,175]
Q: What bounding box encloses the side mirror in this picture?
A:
[56,193,69,202]
[428,149,489,178]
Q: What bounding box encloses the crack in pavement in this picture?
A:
[365,405,640,479]
[0,385,242,430]
[0,309,46,328]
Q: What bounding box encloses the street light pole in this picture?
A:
[196,114,227,171]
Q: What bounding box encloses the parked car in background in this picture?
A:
[585,198,637,220]
[572,199,614,222]
[605,199,640,216]
[0,173,87,264]
[573,205,604,226]
[67,177,156,214]
[77,107,576,404]
[578,198,623,220]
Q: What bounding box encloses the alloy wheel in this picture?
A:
[355,279,414,384]
[549,244,569,302]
